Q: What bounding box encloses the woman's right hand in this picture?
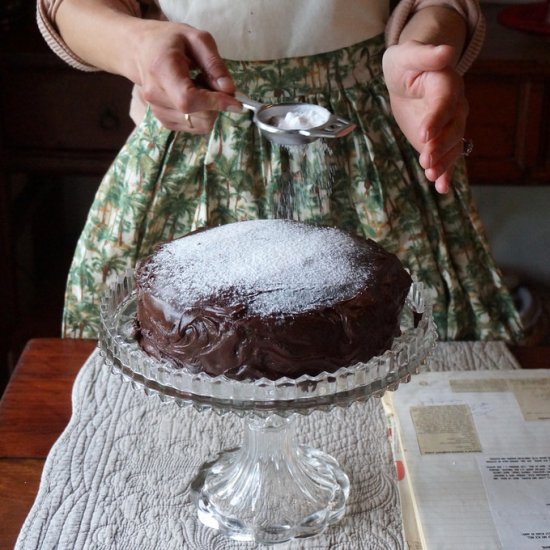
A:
[55,0,242,134]
[132,20,242,133]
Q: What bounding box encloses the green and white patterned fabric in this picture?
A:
[63,34,523,342]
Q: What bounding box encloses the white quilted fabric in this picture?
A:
[15,342,519,550]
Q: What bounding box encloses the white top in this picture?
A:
[158,0,388,60]
[38,0,485,74]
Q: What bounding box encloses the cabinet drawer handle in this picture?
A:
[98,107,120,131]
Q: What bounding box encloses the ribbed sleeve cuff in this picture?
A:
[385,0,486,75]
[36,0,99,71]
[36,0,143,72]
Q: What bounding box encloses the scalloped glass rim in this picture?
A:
[99,271,437,414]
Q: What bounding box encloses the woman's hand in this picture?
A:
[383,40,469,194]
[55,0,242,134]
[133,20,241,133]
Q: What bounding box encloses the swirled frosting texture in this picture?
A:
[134,220,412,380]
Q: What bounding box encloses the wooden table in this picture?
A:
[0,339,548,549]
[0,339,96,549]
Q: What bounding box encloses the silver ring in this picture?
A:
[184,113,194,129]
[462,137,474,157]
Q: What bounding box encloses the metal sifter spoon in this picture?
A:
[236,93,356,146]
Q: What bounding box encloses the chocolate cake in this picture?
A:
[134,219,412,380]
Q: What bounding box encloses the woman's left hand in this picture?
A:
[383,40,469,193]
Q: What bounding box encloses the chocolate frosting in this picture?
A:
[134,220,412,380]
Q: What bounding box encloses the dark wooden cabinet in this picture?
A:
[465,4,550,186]
[1,4,549,389]
[3,65,133,168]
[0,13,134,388]
[0,19,134,174]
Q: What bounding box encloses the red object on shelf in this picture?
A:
[498,0,550,34]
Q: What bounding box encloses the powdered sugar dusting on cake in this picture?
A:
[142,220,379,316]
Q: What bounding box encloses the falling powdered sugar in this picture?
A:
[143,220,377,317]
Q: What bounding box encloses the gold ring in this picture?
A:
[185,113,194,129]
[462,137,474,157]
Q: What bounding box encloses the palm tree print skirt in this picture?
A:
[63,34,523,342]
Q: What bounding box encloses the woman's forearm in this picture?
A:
[55,0,240,126]
[397,6,468,66]
[55,0,146,83]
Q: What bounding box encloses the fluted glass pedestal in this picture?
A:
[192,414,349,543]
[99,272,435,545]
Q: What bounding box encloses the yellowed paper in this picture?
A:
[450,378,510,392]
[410,404,482,454]
[508,379,550,421]
[388,369,550,550]
[450,377,550,421]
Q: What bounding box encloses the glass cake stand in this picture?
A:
[99,272,436,545]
